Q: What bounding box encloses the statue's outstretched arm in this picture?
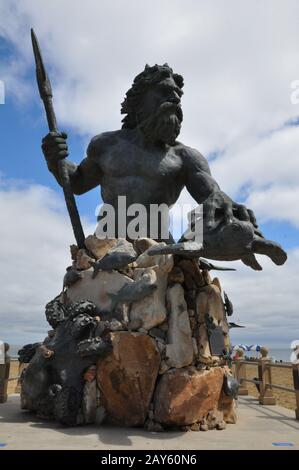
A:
[183,147,287,269]
[184,147,257,229]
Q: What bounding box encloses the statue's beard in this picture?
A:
[138,102,183,145]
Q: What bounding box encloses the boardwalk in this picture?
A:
[0,394,299,450]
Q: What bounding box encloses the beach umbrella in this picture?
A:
[248,344,261,352]
[232,344,249,351]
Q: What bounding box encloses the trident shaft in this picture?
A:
[31,28,85,249]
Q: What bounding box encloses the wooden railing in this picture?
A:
[233,359,299,420]
[0,359,21,402]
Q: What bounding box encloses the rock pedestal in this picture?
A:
[97,332,160,426]
[154,367,225,426]
[20,236,239,431]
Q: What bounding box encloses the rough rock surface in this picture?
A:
[218,390,237,424]
[154,367,225,426]
[129,262,172,330]
[178,259,205,289]
[167,266,184,284]
[66,269,133,312]
[135,245,173,272]
[76,249,94,270]
[84,235,117,259]
[97,332,160,426]
[133,237,158,255]
[165,284,194,369]
[82,380,97,424]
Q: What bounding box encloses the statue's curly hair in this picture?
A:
[121,63,184,129]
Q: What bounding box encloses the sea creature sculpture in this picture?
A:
[63,267,82,288]
[18,343,41,363]
[108,276,157,311]
[223,373,239,398]
[198,259,236,272]
[228,322,245,329]
[223,291,234,316]
[147,241,203,257]
[20,298,110,425]
[91,241,137,277]
[181,219,287,271]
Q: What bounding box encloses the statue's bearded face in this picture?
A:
[137,77,183,145]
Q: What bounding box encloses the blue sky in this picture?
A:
[0,0,299,350]
[0,34,100,220]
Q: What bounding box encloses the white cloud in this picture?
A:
[210,124,299,227]
[217,251,299,348]
[0,178,93,345]
[246,185,299,228]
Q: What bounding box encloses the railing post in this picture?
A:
[235,360,249,395]
[258,360,276,405]
[15,362,26,393]
[292,363,299,420]
[0,343,11,403]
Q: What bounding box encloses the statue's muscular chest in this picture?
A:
[98,140,184,183]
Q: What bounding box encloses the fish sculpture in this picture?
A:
[108,277,157,311]
[198,258,236,271]
[228,322,245,329]
[91,243,137,278]
[147,241,203,257]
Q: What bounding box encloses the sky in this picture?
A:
[0,0,299,350]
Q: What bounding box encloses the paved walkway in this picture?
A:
[0,394,298,450]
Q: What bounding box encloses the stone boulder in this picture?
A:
[129,263,172,330]
[97,332,160,426]
[165,284,194,369]
[154,366,225,426]
[84,235,117,259]
[76,249,94,270]
[65,269,133,312]
[218,390,237,424]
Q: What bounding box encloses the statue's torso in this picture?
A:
[90,129,186,209]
